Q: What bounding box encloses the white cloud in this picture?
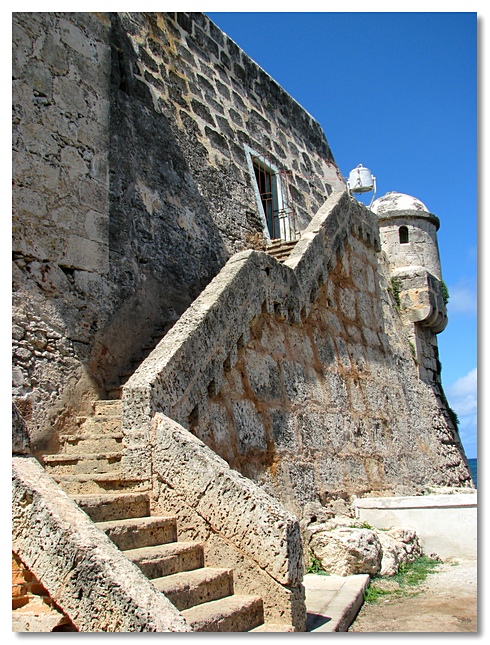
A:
[446,368,477,457]
[447,279,477,316]
[447,367,477,401]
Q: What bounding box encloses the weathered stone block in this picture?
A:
[64,235,109,273]
[232,399,267,453]
[244,350,282,401]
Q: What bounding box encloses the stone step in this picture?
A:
[43,452,122,475]
[268,246,290,253]
[75,416,122,434]
[268,252,294,263]
[71,492,150,522]
[53,470,148,497]
[181,594,264,633]
[55,471,145,495]
[96,516,177,551]
[58,434,123,454]
[93,399,122,416]
[125,542,205,579]
[266,240,298,263]
[267,240,297,249]
[152,567,234,611]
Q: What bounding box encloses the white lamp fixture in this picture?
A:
[347,164,376,207]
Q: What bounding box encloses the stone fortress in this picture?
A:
[12,12,473,632]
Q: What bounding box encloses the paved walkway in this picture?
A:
[304,572,369,632]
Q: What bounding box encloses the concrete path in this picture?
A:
[304,573,369,632]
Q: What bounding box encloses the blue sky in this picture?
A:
[207,10,478,459]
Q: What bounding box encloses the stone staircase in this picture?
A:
[42,400,131,495]
[39,400,287,632]
[266,239,298,263]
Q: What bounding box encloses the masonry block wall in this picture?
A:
[122,193,471,514]
[198,234,468,513]
[12,553,76,631]
[12,12,344,450]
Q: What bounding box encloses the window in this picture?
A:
[252,157,278,239]
[245,146,296,242]
[399,226,409,244]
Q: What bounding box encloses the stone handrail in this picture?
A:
[12,456,191,632]
[151,412,303,587]
[121,189,380,481]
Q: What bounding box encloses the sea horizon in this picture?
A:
[468,457,477,488]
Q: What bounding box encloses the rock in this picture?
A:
[378,529,422,576]
[309,526,382,576]
[305,515,422,577]
[300,501,335,526]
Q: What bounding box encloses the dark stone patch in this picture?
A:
[176,12,193,34]
[225,36,241,63]
[271,409,297,451]
[193,25,219,60]
[228,108,243,128]
[191,99,215,126]
[215,79,230,100]
[208,21,225,47]
[196,73,216,97]
[216,115,236,141]
[220,50,231,70]
[204,126,230,158]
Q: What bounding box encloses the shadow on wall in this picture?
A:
[91,15,230,391]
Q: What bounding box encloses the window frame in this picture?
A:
[399,225,409,244]
[244,145,294,243]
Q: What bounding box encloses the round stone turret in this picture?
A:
[371,191,442,280]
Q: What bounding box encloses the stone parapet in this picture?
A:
[152,414,302,585]
[151,413,306,629]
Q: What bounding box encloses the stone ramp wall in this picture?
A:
[121,190,359,479]
[122,188,472,511]
[12,456,191,632]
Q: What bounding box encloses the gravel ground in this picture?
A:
[348,559,478,633]
[420,559,477,595]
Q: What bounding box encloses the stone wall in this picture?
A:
[13,12,114,450]
[122,191,472,514]
[12,553,77,631]
[354,491,477,560]
[12,11,344,450]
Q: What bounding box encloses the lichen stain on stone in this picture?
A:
[135,178,162,215]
